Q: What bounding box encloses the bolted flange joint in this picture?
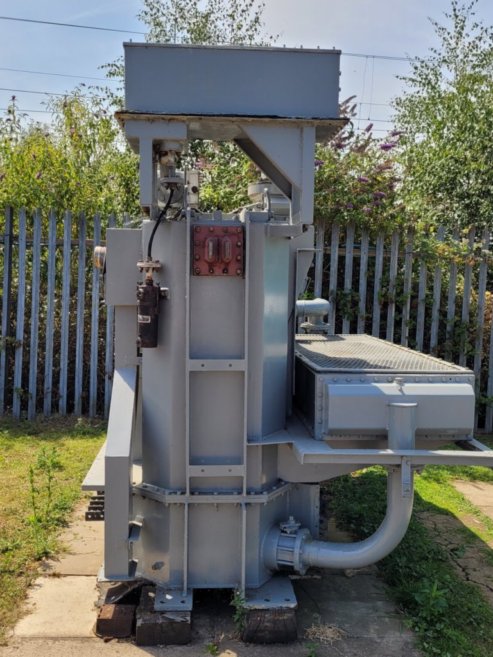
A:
[263,518,312,575]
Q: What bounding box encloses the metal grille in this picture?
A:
[295,334,470,374]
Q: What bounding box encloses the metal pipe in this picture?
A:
[295,298,330,318]
[264,403,417,573]
[301,465,413,570]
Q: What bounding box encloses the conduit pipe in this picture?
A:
[301,465,413,570]
[264,403,417,573]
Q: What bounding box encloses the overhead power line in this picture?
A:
[0,15,413,62]
[0,87,71,97]
[0,66,118,83]
[0,15,146,35]
[0,107,50,113]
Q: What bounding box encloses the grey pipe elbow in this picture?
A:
[264,466,414,573]
[301,468,413,570]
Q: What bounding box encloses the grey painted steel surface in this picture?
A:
[301,465,414,570]
[94,43,493,606]
[104,367,136,579]
[124,43,341,119]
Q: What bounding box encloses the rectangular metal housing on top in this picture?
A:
[124,43,341,119]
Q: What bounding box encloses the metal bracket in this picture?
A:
[244,576,297,610]
[401,458,412,498]
[154,588,193,612]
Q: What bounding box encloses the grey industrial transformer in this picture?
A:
[84,42,493,643]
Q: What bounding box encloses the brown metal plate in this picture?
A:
[191,224,244,277]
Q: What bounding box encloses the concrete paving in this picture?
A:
[0,502,421,657]
[454,480,493,520]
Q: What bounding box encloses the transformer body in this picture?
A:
[82,44,493,614]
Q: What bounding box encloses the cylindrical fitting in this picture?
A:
[136,276,161,348]
[264,466,414,573]
[296,298,330,319]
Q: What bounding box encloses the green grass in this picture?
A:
[0,417,105,643]
[326,457,493,657]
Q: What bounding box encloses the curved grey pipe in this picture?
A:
[301,467,414,570]
[264,466,414,573]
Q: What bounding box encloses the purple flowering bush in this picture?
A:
[314,97,405,234]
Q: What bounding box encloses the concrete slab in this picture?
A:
[454,480,493,518]
[14,576,98,638]
[3,496,421,656]
[41,503,103,576]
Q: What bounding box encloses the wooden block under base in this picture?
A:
[96,604,136,638]
[135,586,192,646]
[242,607,298,644]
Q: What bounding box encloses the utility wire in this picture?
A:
[0,86,105,99]
[0,66,117,82]
[0,87,71,97]
[0,16,413,62]
[0,107,50,113]
[0,15,146,35]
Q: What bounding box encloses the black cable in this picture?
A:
[147,188,174,261]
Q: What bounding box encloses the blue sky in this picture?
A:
[1,0,493,133]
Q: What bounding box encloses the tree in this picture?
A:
[139,0,273,45]
[0,94,139,217]
[394,0,493,233]
[314,98,404,235]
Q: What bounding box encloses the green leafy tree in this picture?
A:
[394,0,493,233]
[0,94,139,216]
[140,0,273,45]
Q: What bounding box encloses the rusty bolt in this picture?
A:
[236,227,242,233]
[223,268,228,274]
[195,268,201,274]
[209,226,214,232]
[236,255,241,261]
[236,269,242,275]
[194,254,200,260]
[194,226,201,233]
[209,267,214,274]
[236,241,242,247]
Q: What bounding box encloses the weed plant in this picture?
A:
[0,417,104,643]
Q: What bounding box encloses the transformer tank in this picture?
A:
[84,42,493,642]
